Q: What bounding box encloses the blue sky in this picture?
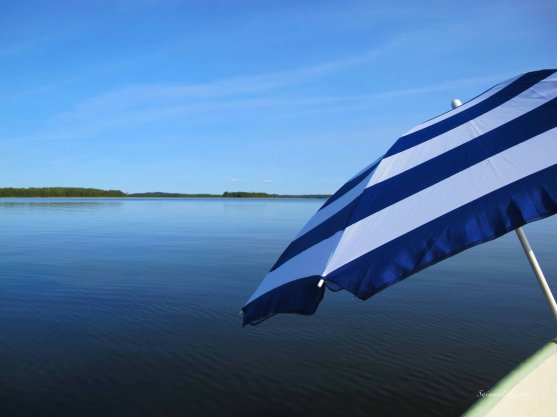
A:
[1,0,555,194]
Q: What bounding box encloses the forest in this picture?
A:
[0,188,330,199]
[0,187,126,197]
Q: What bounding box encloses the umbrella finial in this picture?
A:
[451,99,462,109]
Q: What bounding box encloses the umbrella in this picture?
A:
[242,69,557,326]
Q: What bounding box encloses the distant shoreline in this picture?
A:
[0,188,330,199]
[0,196,329,199]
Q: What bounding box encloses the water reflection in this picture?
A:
[0,198,555,417]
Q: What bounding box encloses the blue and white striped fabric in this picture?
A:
[242,69,557,326]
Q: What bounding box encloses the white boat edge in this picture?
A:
[462,337,557,417]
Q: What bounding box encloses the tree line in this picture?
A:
[0,188,330,199]
[0,188,126,197]
[222,191,272,198]
[128,192,218,198]
[223,192,331,198]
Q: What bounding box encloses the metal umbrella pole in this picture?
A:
[515,227,557,321]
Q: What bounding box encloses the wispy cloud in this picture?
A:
[11,62,134,99]
[18,45,391,140]
[52,42,394,117]
[15,37,507,144]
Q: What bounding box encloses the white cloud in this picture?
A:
[36,42,396,135]
[14,33,509,144]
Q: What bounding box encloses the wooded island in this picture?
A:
[0,188,330,199]
[0,187,126,197]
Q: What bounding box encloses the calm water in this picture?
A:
[1,198,556,417]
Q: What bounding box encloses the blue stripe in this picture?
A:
[318,158,381,210]
[270,97,557,271]
[386,69,556,157]
[242,276,324,326]
[271,194,361,271]
[325,164,557,300]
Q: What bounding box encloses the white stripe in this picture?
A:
[370,74,557,187]
[402,74,522,136]
[323,127,557,276]
[244,231,343,305]
[295,163,377,238]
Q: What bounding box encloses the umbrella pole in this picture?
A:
[515,227,557,321]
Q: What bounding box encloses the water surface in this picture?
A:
[1,198,556,417]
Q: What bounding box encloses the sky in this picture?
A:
[1,0,556,194]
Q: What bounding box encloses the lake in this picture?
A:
[1,198,555,417]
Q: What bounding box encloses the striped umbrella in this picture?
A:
[242,69,557,326]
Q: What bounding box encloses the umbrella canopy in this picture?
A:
[242,69,557,326]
